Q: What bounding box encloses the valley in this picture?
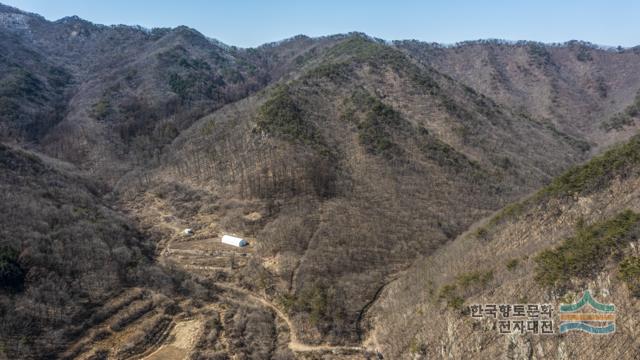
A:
[1,2,640,359]
[62,192,377,359]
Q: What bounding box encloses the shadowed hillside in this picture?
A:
[139,34,591,345]
[0,4,346,183]
[2,3,640,359]
[0,143,214,358]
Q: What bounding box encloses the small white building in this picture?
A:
[221,235,247,247]
[183,228,194,236]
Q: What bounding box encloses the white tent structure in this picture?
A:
[221,235,247,247]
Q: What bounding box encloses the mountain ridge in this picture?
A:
[2,3,640,359]
[368,134,640,358]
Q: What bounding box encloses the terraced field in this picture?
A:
[62,193,379,359]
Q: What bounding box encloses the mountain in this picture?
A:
[0,26,71,142]
[0,143,206,358]
[146,34,591,344]
[0,4,344,183]
[366,135,640,358]
[1,3,640,359]
[396,39,640,147]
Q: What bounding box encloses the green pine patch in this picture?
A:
[534,210,640,288]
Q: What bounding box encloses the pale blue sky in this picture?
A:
[4,0,640,48]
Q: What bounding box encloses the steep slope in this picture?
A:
[138,34,591,344]
[3,3,640,357]
[0,4,342,183]
[0,143,212,359]
[0,28,71,142]
[397,40,640,146]
[368,135,640,359]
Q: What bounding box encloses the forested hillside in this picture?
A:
[2,2,640,359]
[149,34,591,343]
[0,144,213,358]
[368,135,640,358]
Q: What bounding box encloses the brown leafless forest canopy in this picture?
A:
[2,3,640,359]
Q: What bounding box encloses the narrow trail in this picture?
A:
[134,198,376,358]
[146,195,524,358]
[113,190,529,359]
[215,282,364,353]
[154,207,182,258]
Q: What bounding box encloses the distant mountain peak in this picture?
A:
[167,25,231,49]
[0,2,27,15]
[55,15,96,26]
[56,15,83,22]
[0,2,45,31]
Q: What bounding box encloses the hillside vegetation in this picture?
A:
[397,39,640,144]
[477,134,640,232]
[368,133,640,359]
[0,144,211,359]
[149,33,593,345]
[3,3,640,358]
